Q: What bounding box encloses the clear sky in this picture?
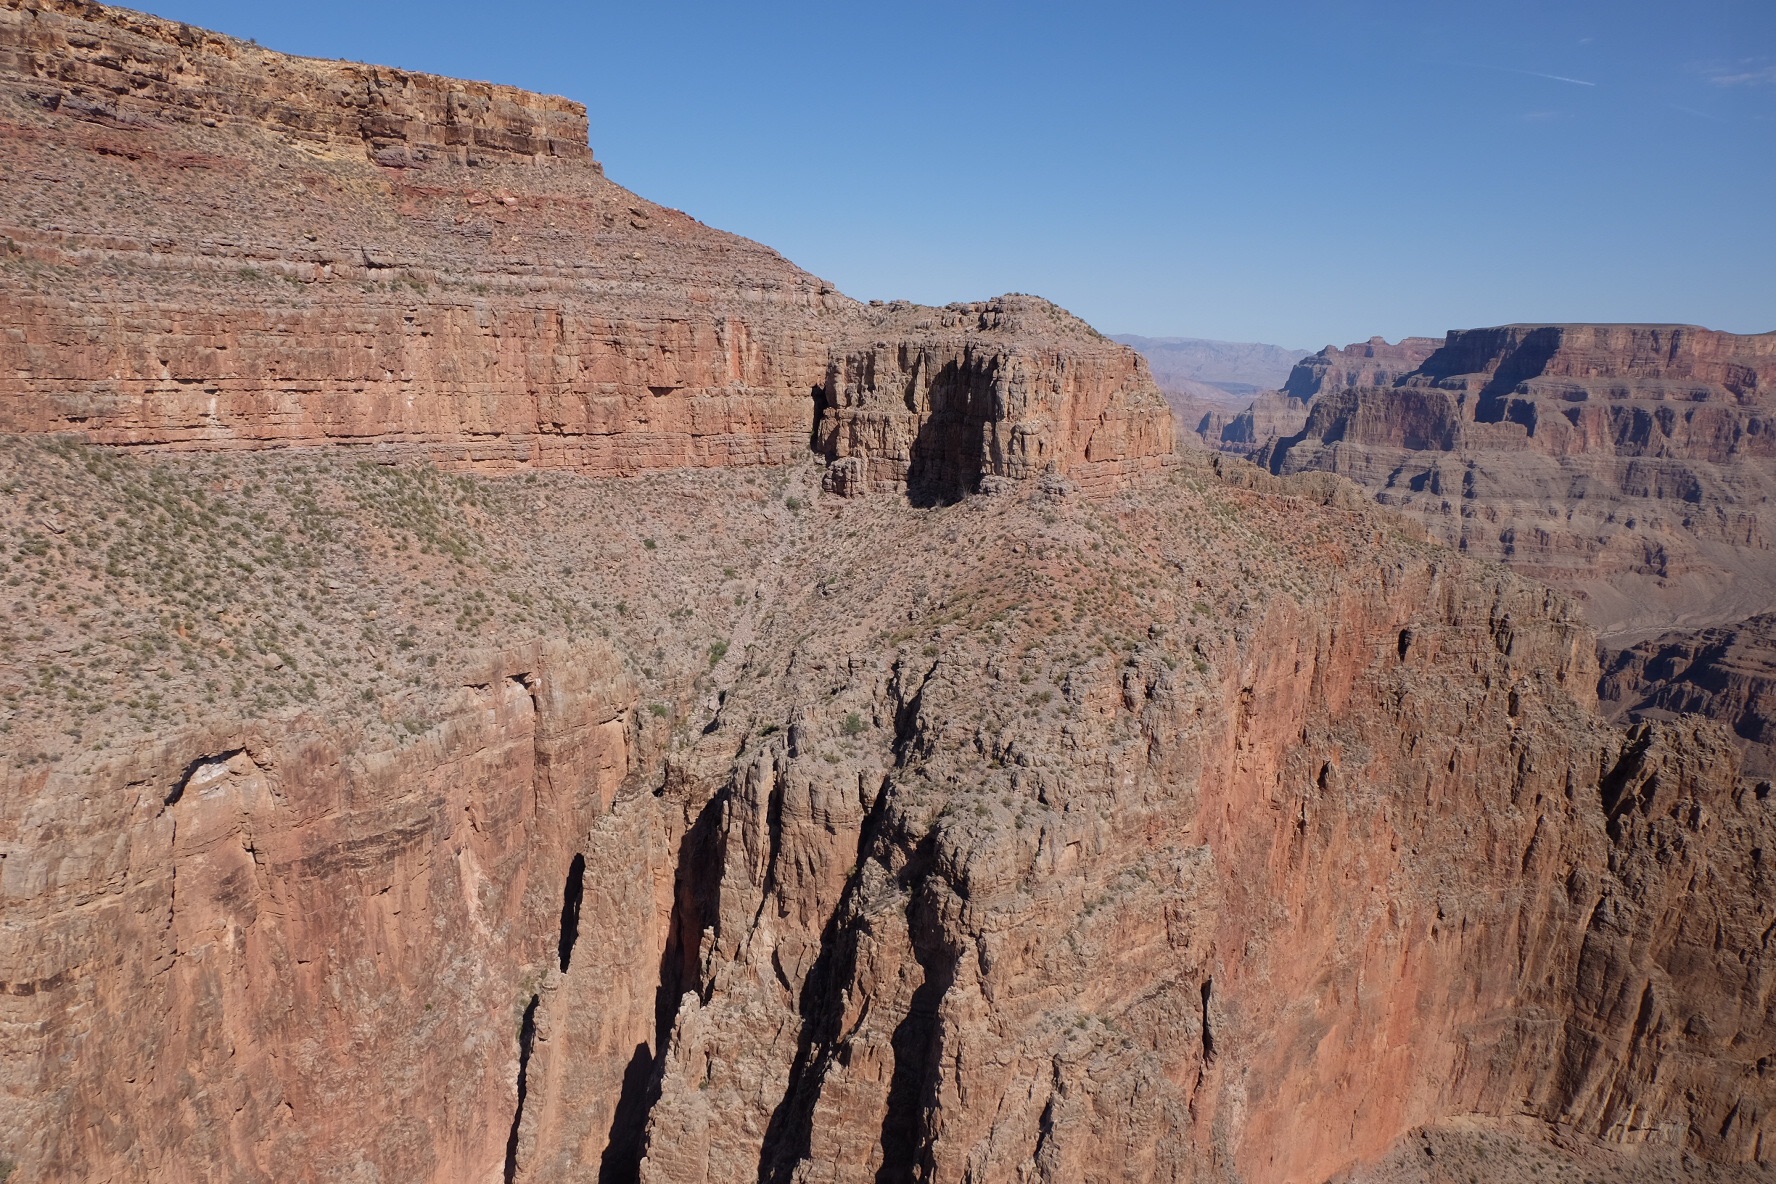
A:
[145,1,1774,349]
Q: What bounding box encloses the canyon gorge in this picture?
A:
[1,4,1773,1184]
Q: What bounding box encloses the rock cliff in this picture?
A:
[1,6,1773,1184]
[1250,324,1776,633]
[0,0,1172,497]
[4,439,1772,1184]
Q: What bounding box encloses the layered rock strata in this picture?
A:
[3,440,1773,1184]
[1281,335,1444,401]
[1224,325,1776,634]
[815,298,1174,501]
[1,5,1774,1184]
[0,0,1172,496]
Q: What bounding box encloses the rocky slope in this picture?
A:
[1600,613,1776,774]
[5,439,1773,1184]
[0,0,1172,496]
[1,6,1774,1184]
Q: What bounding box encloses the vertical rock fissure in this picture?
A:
[598,794,725,1184]
[504,994,540,1184]
[558,853,586,973]
[809,382,831,454]
[873,933,953,1184]
[757,814,931,1184]
[1200,979,1216,1064]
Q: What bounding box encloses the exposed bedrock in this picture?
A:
[1,4,1773,1183]
[0,641,639,1181]
[0,0,593,166]
[609,553,1772,1184]
[1,447,1771,1184]
[1217,324,1776,634]
[814,299,1176,502]
[0,0,1173,498]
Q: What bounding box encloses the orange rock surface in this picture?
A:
[0,0,1172,495]
[0,6,1771,1184]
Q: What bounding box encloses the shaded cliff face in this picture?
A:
[0,0,1171,497]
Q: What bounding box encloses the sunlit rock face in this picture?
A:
[0,5,1772,1184]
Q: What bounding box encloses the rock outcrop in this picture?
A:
[816,299,1174,501]
[0,0,1172,497]
[2,6,1774,1184]
[0,0,593,167]
[1232,325,1776,634]
[1600,613,1776,774]
[1195,322,1776,785]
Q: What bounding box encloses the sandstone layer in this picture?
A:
[4,440,1774,1184]
[2,5,1774,1184]
[0,0,1172,497]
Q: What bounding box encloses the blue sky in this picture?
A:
[148,1,1774,349]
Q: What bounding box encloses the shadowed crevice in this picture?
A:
[872,905,955,1184]
[558,853,586,973]
[597,794,725,1184]
[504,994,540,1184]
[905,359,991,507]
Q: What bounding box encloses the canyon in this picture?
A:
[1171,324,1776,777]
[1,4,1773,1184]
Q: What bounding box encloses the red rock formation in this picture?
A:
[0,641,639,1181]
[1249,324,1776,633]
[0,0,592,166]
[814,298,1174,500]
[2,6,1773,1184]
[0,0,1173,496]
[1207,389,1310,452]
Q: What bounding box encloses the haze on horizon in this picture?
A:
[147,0,1775,350]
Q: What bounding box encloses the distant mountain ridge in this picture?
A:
[1112,333,1309,406]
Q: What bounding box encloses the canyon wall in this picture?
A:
[1599,613,1776,774]
[1191,322,1776,787]
[6,435,1772,1184]
[0,641,642,1182]
[0,0,1172,496]
[0,0,592,166]
[1246,324,1776,633]
[1,5,1773,1184]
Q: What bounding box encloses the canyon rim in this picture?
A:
[1,3,1774,1184]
